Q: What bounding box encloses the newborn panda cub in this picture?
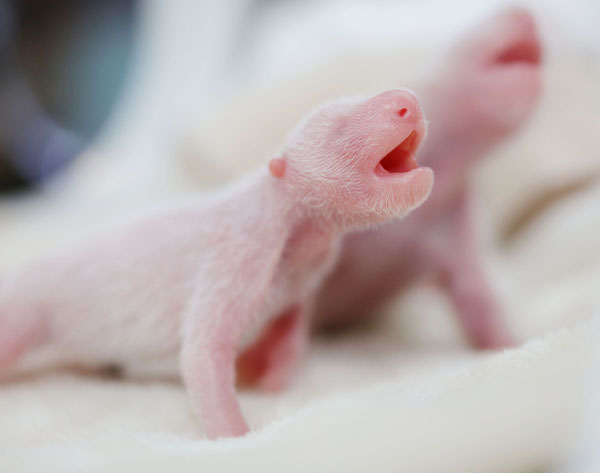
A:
[0,90,433,439]
[315,8,542,349]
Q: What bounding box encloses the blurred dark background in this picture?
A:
[0,0,136,191]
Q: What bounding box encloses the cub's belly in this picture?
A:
[45,287,186,364]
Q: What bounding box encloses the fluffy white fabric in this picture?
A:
[2,320,598,473]
[1,1,599,471]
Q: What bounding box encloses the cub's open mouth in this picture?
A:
[495,35,541,66]
[375,129,422,176]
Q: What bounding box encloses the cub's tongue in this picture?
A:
[378,130,420,174]
[379,148,418,173]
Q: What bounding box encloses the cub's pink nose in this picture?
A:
[390,90,422,124]
[362,89,424,129]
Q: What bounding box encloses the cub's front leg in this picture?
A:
[180,299,253,439]
[435,194,515,349]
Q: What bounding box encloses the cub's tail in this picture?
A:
[0,307,45,374]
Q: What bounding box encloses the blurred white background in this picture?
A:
[97,0,600,186]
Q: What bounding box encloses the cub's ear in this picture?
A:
[268,157,286,178]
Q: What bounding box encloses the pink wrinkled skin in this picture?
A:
[315,8,542,348]
[0,90,433,438]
